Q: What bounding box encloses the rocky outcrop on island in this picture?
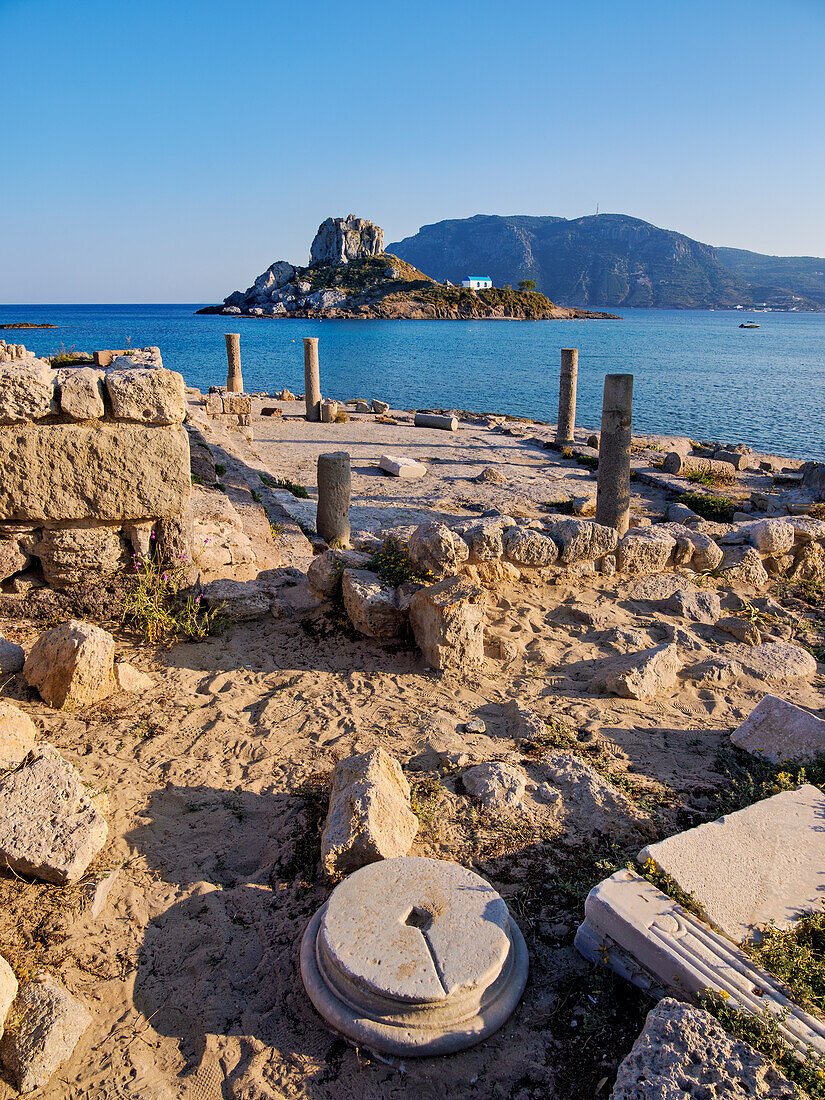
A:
[197,215,617,321]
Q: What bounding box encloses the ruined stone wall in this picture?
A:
[0,358,191,588]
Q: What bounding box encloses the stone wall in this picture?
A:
[0,358,191,588]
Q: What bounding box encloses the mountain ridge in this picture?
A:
[387,214,825,310]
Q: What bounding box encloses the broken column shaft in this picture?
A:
[595,373,633,536]
[225,333,243,393]
[555,348,578,444]
[304,337,322,422]
[317,451,351,545]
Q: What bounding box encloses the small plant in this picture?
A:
[214,463,226,476]
[333,410,350,423]
[191,473,204,485]
[367,543,433,588]
[678,491,736,522]
[120,551,225,645]
[576,453,599,471]
[748,907,825,1018]
[685,466,735,488]
[259,473,309,499]
[50,342,93,367]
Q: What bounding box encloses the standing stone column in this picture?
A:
[555,348,578,444]
[225,333,243,392]
[595,374,633,536]
[304,337,322,422]
[317,451,351,545]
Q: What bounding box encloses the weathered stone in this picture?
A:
[733,640,817,683]
[407,522,469,579]
[104,367,185,425]
[316,451,350,544]
[342,569,405,639]
[786,516,825,542]
[748,518,795,556]
[543,751,648,836]
[731,694,825,763]
[0,536,29,581]
[0,361,57,423]
[662,452,736,479]
[35,525,127,587]
[463,762,526,810]
[114,661,153,694]
[320,399,338,423]
[0,955,17,1043]
[717,615,761,645]
[0,700,37,769]
[502,526,558,567]
[409,576,486,672]
[459,518,506,561]
[626,573,690,602]
[664,587,721,624]
[546,518,618,564]
[0,634,24,673]
[617,527,676,575]
[379,454,427,479]
[307,548,371,596]
[192,517,255,572]
[0,744,107,883]
[687,655,743,687]
[0,973,92,1093]
[593,643,681,700]
[721,546,770,588]
[200,578,271,620]
[24,619,116,709]
[462,559,520,586]
[792,542,825,583]
[639,784,825,943]
[0,422,191,522]
[57,367,105,420]
[610,998,799,1100]
[506,698,547,742]
[309,215,384,265]
[666,501,699,524]
[686,529,724,571]
[320,748,417,878]
[414,412,458,431]
[371,399,390,415]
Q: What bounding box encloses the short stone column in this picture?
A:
[304,337,322,422]
[555,348,578,444]
[595,374,633,536]
[317,451,351,545]
[225,333,243,393]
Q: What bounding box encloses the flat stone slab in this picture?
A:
[731,694,825,763]
[300,856,528,1054]
[610,997,799,1099]
[0,973,92,1093]
[575,869,825,1060]
[0,744,107,884]
[638,785,825,944]
[379,454,428,479]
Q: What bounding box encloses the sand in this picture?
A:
[0,400,822,1100]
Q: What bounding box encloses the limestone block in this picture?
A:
[342,569,405,639]
[408,575,486,672]
[610,998,798,1100]
[0,744,108,883]
[503,526,558,567]
[104,368,185,424]
[192,519,255,572]
[732,640,817,683]
[0,537,28,581]
[639,784,825,943]
[407,522,469,579]
[592,642,681,700]
[792,542,825,583]
[731,694,825,763]
[506,698,547,742]
[463,762,526,811]
[0,973,92,1093]
[687,529,724,571]
[0,422,191,522]
[748,519,795,556]
[114,661,153,694]
[717,615,761,645]
[460,518,506,561]
[378,454,427,479]
[685,655,743,687]
[320,399,339,423]
[221,392,252,416]
[0,700,37,769]
[35,525,127,587]
[0,361,57,423]
[0,632,24,673]
[575,869,825,1060]
[320,748,418,878]
[0,955,17,1043]
[786,516,825,542]
[24,619,116,709]
[546,518,618,564]
[307,548,371,597]
[57,367,105,420]
[617,527,676,575]
[462,559,520,586]
[721,547,770,589]
[354,399,372,413]
[371,399,390,414]
[664,587,721,624]
[200,578,271,620]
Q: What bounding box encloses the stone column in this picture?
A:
[304,337,322,422]
[595,374,633,536]
[225,333,243,393]
[317,451,351,545]
[555,348,578,444]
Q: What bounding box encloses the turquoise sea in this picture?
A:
[3,304,824,461]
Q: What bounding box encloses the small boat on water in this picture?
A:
[739,322,760,328]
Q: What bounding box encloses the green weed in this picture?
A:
[367,543,433,588]
[260,473,309,499]
[678,491,737,522]
[120,554,225,645]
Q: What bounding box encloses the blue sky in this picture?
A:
[2,0,824,302]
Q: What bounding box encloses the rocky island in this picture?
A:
[197,215,618,321]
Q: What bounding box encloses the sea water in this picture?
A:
[3,304,824,461]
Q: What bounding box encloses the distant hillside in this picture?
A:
[388,214,825,310]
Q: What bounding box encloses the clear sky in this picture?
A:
[2,0,824,302]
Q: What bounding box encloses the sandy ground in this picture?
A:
[1,404,823,1100]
